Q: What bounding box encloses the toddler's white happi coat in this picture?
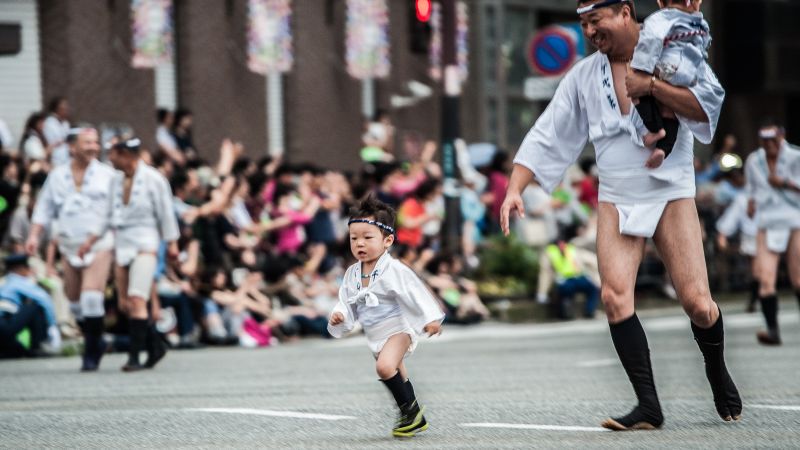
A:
[328,252,445,356]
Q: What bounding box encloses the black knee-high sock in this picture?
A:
[691,309,742,420]
[404,379,417,403]
[382,371,412,408]
[127,319,148,366]
[748,281,760,308]
[83,317,104,363]
[760,295,779,332]
[609,314,664,427]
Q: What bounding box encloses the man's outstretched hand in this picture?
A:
[499,192,525,236]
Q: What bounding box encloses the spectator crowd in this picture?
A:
[0,99,494,358]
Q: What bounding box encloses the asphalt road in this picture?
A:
[1,303,799,449]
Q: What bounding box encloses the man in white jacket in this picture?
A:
[744,120,800,345]
[26,127,115,371]
[108,137,180,372]
[500,0,740,431]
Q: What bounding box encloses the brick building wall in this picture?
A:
[37,0,481,170]
[38,0,156,150]
[174,0,267,161]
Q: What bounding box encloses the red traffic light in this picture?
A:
[415,0,432,22]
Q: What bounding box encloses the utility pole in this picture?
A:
[440,0,462,254]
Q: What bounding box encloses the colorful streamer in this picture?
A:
[131,0,173,69]
[346,0,391,80]
[247,0,294,75]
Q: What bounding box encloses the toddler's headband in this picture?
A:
[348,218,395,234]
[577,0,630,15]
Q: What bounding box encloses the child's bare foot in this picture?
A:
[646,149,666,169]
[643,129,666,148]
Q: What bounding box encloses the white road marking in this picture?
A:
[576,358,619,368]
[461,422,608,432]
[750,405,800,412]
[186,408,356,421]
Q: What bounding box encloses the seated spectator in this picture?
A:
[199,267,274,346]
[172,108,197,163]
[424,253,490,324]
[271,183,320,256]
[536,240,600,320]
[155,239,202,349]
[156,108,185,166]
[0,254,60,357]
[396,178,441,249]
[19,112,55,166]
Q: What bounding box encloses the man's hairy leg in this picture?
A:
[597,203,662,430]
[654,199,742,422]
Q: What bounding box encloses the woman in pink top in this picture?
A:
[271,183,321,255]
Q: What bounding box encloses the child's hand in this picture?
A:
[329,312,345,326]
[424,321,442,337]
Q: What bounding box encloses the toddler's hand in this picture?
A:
[329,312,344,326]
[424,321,442,337]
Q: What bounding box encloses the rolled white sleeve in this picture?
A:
[679,64,725,144]
[394,264,445,336]
[327,275,357,338]
[513,71,589,193]
[716,196,745,237]
[154,175,180,242]
[31,175,58,226]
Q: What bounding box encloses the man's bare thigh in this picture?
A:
[652,199,710,295]
[597,203,646,320]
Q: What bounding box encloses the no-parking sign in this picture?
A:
[527,25,583,77]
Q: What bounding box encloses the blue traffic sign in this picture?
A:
[528,26,578,77]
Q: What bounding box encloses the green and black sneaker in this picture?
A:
[392,401,428,438]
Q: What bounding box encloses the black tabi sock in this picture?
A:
[144,322,167,367]
[382,371,412,409]
[127,319,148,366]
[608,314,664,428]
[760,295,779,332]
[749,281,760,306]
[691,309,742,420]
[83,317,105,363]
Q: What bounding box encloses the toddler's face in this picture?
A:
[349,219,393,263]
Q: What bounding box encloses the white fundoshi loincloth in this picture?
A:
[364,314,417,358]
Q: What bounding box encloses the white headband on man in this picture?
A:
[577,0,631,15]
[758,128,779,139]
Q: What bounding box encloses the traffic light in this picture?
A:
[410,0,432,54]
[415,0,432,22]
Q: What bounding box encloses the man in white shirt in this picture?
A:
[26,127,116,371]
[155,108,185,166]
[42,97,71,167]
[500,0,740,431]
[108,137,180,372]
[744,120,800,345]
